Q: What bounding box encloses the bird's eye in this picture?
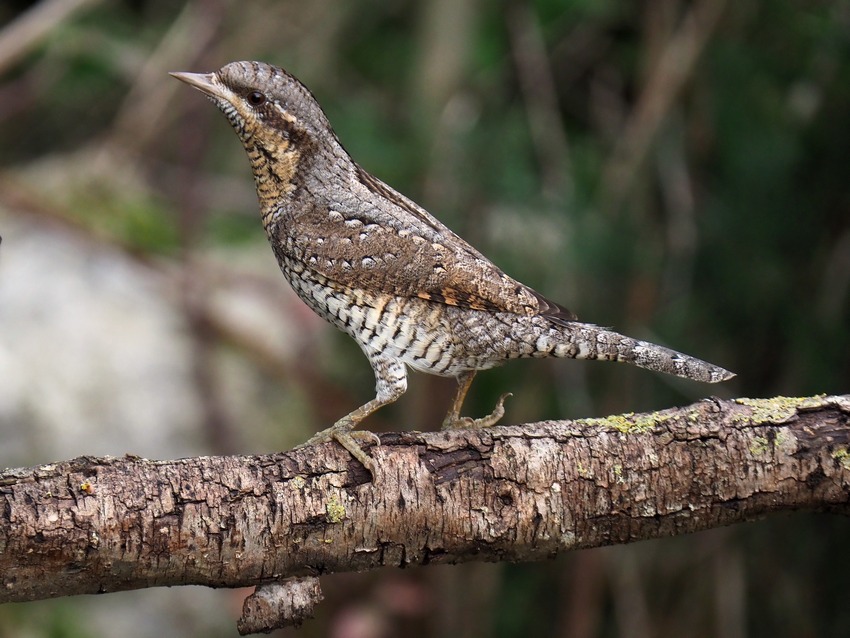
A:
[247,91,266,106]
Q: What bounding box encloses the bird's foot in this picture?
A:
[441,393,512,430]
[296,422,380,475]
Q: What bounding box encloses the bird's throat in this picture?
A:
[246,140,301,231]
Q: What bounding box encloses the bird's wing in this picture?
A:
[275,168,577,323]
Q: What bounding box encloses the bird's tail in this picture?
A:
[544,322,735,383]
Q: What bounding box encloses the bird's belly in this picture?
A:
[281,260,518,377]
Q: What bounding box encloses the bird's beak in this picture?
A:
[169,71,224,99]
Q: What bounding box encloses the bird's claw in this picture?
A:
[296,422,379,476]
[442,392,513,430]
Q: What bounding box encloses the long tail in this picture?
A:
[547,322,735,383]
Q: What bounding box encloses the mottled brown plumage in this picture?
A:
[172,61,734,473]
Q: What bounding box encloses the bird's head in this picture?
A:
[171,61,340,206]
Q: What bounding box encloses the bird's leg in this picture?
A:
[300,399,386,472]
[297,357,407,475]
[441,370,512,430]
[441,370,476,429]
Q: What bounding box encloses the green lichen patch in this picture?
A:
[577,404,702,435]
[734,395,827,424]
[577,412,664,435]
[832,448,850,471]
[612,464,625,484]
[749,435,771,456]
[325,495,346,524]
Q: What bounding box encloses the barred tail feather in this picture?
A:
[550,323,735,384]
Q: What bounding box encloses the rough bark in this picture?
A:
[2,394,849,633]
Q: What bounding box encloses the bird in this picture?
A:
[171,61,734,474]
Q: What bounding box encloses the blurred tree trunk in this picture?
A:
[1,394,848,634]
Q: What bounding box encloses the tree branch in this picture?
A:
[2,394,849,633]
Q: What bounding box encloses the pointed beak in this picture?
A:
[169,71,224,99]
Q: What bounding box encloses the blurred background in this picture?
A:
[1,0,848,636]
